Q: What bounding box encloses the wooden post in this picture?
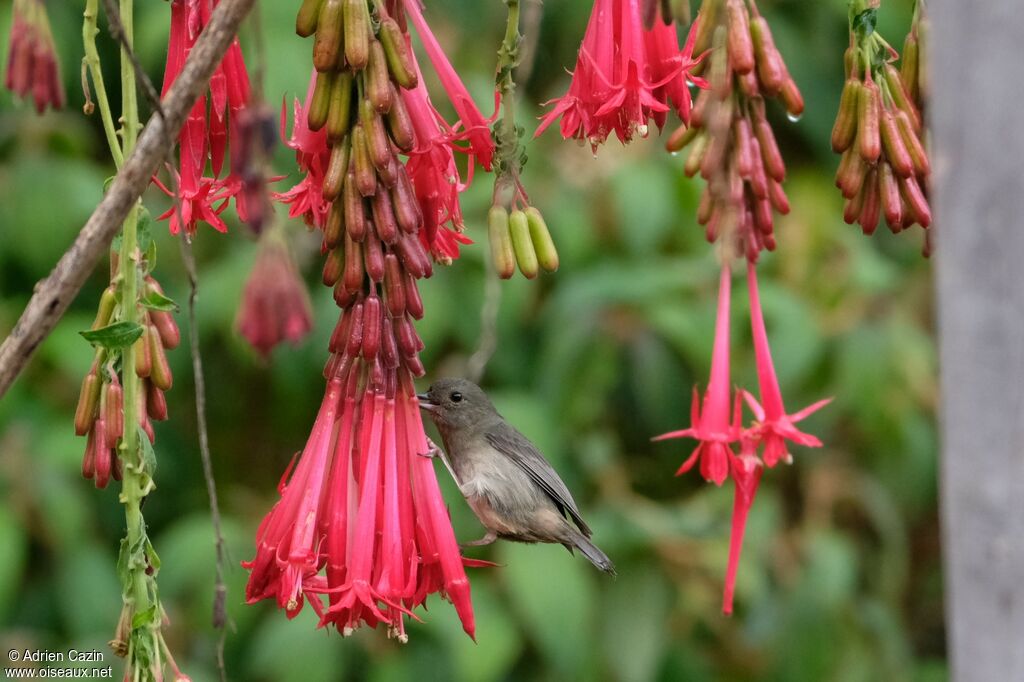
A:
[932,1,1024,679]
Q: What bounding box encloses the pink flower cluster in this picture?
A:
[536,0,706,151]
[4,0,64,113]
[655,263,830,614]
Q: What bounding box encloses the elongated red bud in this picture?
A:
[386,86,416,152]
[371,188,400,244]
[93,419,111,488]
[366,41,393,113]
[860,168,881,235]
[379,17,418,89]
[82,429,97,479]
[92,286,117,330]
[727,0,755,74]
[751,17,784,95]
[381,320,399,369]
[145,381,168,422]
[329,307,353,353]
[343,0,369,70]
[343,170,367,240]
[360,99,391,174]
[75,372,102,436]
[831,79,860,153]
[404,271,424,319]
[899,175,931,227]
[296,0,324,37]
[857,80,882,163]
[747,136,769,199]
[325,198,345,249]
[364,234,385,282]
[327,71,354,144]
[346,302,364,358]
[895,110,930,176]
[394,315,417,359]
[312,0,343,71]
[880,107,913,178]
[334,280,356,308]
[104,382,124,448]
[361,295,382,359]
[383,254,406,316]
[134,327,152,379]
[323,246,344,287]
[149,324,173,391]
[737,68,760,99]
[307,71,335,131]
[395,233,431,279]
[780,77,804,119]
[768,179,790,215]
[883,63,921,133]
[753,196,773,235]
[683,133,708,178]
[323,139,350,202]
[351,124,376,197]
[343,231,365,293]
[697,187,714,226]
[393,170,423,233]
[700,133,727,180]
[879,163,903,230]
[734,118,755,178]
[377,152,400,189]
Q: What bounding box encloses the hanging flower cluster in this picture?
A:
[155,0,252,238]
[666,0,802,262]
[3,0,64,113]
[74,260,179,488]
[832,2,931,245]
[536,0,706,151]
[245,0,497,641]
[236,228,314,357]
[655,263,830,614]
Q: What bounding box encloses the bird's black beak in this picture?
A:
[416,392,439,412]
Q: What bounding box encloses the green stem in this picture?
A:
[493,0,522,206]
[83,0,124,168]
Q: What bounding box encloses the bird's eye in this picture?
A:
[450,392,463,403]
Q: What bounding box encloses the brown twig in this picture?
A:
[0,0,257,400]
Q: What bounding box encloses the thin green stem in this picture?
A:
[83,0,124,168]
[493,0,523,206]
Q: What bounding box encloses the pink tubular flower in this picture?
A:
[654,265,737,485]
[236,235,313,357]
[722,434,763,615]
[4,0,64,113]
[536,0,705,150]
[157,0,252,237]
[245,322,479,640]
[273,74,331,230]
[742,262,831,467]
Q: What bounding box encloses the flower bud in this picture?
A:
[899,175,931,228]
[379,17,418,89]
[343,170,368,240]
[327,71,354,144]
[666,124,699,153]
[361,295,382,359]
[92,286,117,330]
[134,327,152,379]
[404,272,424,319]
[104,381,124,448]
[779,78,804,119]
[343,231,365,293]
[860,168,881,235]
[879,163,903,230]
[312,0,344,71]
[727,0,755,74]
[383,254,407,316]
[737,68,760,100]
[343,0,370,70]
[323,138,350,202]
[147,381,169,422]
[366,41,393,113]
[894,110,930,176]
[683,133,708,178]
[838,151,869,200]
[526,207,559,273]
[93,419,111,489]
[360,100,391,174]
[746,137,769,199]
[751,17,784,96]
[392,170,423,233]
[296,0,324,37]
[351,124,377,197]
[901,33,920,104]
[82,429,97,479]
[325,198,345,249]
[334,280,356,308]
[75,372,102,436]
[385,86,416,152]
[307,71,335,131]
[509,210,539,280]
[364,234,385,282]
[697,187,714,226]
[394,315,417,359]
[857,80,881,163]
[149,325,173,392]
[488,206,515,279]
[322,246,344,287]
[371,188,400,244]
[381,319,399,369]
[395,232,431,279]
[831,79,860,153]
[768,179,790,215]
[880,107,913,178]
[734,118,754,178]
[882,64,921,133]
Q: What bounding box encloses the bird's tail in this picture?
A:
[568,530,616,576]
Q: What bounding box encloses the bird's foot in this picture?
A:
[460,531,498,548]
[418,438,443,459]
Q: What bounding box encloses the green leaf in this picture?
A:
[141,290,178,312]
[131,604,159,629]
[852,8,877,39]
[79,321,144,349]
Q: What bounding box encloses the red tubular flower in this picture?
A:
[4,0,64,113]
[722,433,763,615]
[274,74,331,229]
[157,0,252,237]
[536,0,704,151]
[654,265,737,485]
[236,234,313,357]
[741,262,831,467]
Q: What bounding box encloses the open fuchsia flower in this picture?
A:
[536,0,706,151]
[155,0,252,237]
[247,0,500,640]
[4,0,64,113]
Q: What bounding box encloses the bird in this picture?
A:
[417,378,616,575]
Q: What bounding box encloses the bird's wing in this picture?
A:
[485,424,592,536]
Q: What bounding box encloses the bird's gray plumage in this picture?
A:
[418,378,615,575]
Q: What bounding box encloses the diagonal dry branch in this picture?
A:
[0,0,257,400]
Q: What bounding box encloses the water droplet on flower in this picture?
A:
[786,112,803,123]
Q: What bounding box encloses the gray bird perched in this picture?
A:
[417,378,616,575]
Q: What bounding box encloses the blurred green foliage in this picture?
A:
[0,1,942,681]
